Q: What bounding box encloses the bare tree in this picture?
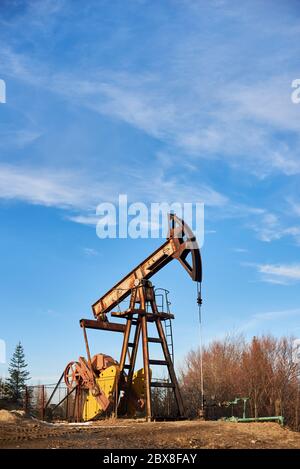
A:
[180,335,300,430]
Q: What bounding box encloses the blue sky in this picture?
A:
[0,0,300,384]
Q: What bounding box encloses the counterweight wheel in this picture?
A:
[64,361,82,389]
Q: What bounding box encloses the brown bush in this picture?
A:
[180,335,300,430]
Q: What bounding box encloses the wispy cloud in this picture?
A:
[0,164,99,209]
[1,0,300,245]
[246,209,300,244]
[68,215,100,226]
[0,130,41,148]
[39,72,300,177]
[1,6,300,179]
[288,198,300,217]
[247,262,300,285]
[238,307,300,333]
[0,163,227,222]
[126,169,228,207]
[83,247,99,256]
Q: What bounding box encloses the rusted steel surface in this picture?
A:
[92,214,202,319]
[141,314,152,421]
[114,280,185,420]
[156,317,185,417]
[119,319,132,372]
[63,353,118,412]
[80,319,126,332]
[82,324,93,366]
[56,213,202,422]
[111,310,174,321]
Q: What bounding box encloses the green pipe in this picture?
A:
[237,416,284,426]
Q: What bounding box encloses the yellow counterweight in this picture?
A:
[82,365,119,421]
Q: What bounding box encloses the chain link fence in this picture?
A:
[24,383,79,421]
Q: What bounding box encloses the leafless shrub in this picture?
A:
[180,335,300,430]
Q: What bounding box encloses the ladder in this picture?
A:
[155,289,174,364]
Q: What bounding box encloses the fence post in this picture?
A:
[41,385,45,420]
[66,388,69,421]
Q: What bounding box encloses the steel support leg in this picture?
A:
[141,314,152,421]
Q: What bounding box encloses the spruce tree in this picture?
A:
[0,376,5,397]
[6,342,30,401]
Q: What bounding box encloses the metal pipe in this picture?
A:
[82,325,92,366]
[41,385,45,420]
[237,416,284,426]
[119,318,132,371]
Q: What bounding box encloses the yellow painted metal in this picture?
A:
[82,365,119,421]
[132,368,147,398]
[127,368,151,416]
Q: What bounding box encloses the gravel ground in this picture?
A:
[0,413,300,449]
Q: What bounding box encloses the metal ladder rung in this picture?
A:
[149,359,168,366]
[151,382,175,388]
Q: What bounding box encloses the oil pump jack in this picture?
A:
[51,214,202,422]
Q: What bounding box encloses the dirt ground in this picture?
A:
[1,411,300,449]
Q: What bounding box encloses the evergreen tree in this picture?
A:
[0,376,5,397]
[6,342,30,401]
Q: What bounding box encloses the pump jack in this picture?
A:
[47,214,202,422]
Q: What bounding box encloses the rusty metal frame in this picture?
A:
[55,214,202,422]
[92,214,202,319]
[117,280,185,421]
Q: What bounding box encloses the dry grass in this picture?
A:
[0,413,300,449]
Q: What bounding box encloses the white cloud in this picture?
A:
[259,263,300,279]
[83,247,99,256]
[0,164,107,210]
[0,130,41,148]
[246,209,300,244]
[233,247,248,253]
[49,73,300,177]
[1,41,300,178]
[0,163,227,225]
[288,199,300,217]
[248,262,300,285]
[68,215,100,226]
[238,307,300,333]
[120,162,228,208]
[1,1,300,244]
